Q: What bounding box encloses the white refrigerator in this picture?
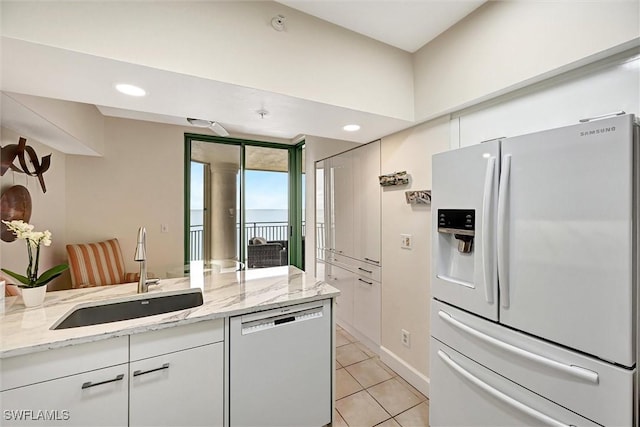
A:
[430,113,638,426]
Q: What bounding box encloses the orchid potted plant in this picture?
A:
[2,220,68,306]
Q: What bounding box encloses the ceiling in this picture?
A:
[1,1,485,152]
[277,1,486,53]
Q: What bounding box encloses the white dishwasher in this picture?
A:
[229,299,332,427]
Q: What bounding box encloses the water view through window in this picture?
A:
[189,142,298,268]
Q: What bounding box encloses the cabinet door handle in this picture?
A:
[364,258,380,264]
[358,278,373,285]
[358,267,373,274]
[82,374,124,389]
[133,363,170,377]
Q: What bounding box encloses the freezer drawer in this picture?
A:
[431,300,634,427]
[430,338,601,427]
[229,300,332,427]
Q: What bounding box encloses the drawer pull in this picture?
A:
[358,278,373,286]
[438,311,599,384]
[133,363,170,377]
[364,258,380,264]
[82,374,124,389]
[358,267,373,274]
[437,350,572,427]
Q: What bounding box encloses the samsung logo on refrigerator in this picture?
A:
[580,126,616,137]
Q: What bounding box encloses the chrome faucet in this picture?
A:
[134,227,159,293]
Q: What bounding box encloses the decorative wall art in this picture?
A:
[0,185,32,242]
[405,190,431,205]
[1,137,51,193]
[379,171,409,187]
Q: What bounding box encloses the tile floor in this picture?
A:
[334,325,430,427]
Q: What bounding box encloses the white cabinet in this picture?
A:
[325,254,381,347]
[352,140,381,264]
[129,319,224,427]
[1,320,225,427]
[1,337,129,427]
[353,276,381,346]
[130,343,224,427]
[316,141,382,350]
[326,262,355,326]
[329,152,354,256]
[321,141,380,262]
[2,364,129,427]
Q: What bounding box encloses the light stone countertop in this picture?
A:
[0,266,339,359]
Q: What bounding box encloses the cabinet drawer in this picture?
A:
[327,252,381,283]
[1,337,128,391]
[1,363,129,426]
[326,251,354,269]
[130,318,223,361]
[352,260,381,283]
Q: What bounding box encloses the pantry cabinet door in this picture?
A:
[330,152,354,257]
[352,141,381,265]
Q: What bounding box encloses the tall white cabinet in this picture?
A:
[352,141,382,264]
[316,140,381,350]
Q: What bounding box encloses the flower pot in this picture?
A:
[21,285,47,307]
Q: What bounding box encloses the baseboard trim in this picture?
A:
[380,346,430,398]
[338,321,380,356]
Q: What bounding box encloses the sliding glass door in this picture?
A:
[244,145,289,268]
[185,135,304,270]
[188,141,240,262]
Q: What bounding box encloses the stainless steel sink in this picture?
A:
[51,288,203,330]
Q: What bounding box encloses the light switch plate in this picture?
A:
[401,234,412,249]
[161,224,169,233]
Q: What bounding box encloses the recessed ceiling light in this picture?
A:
[343,124,360,132]
[115,83,146,97]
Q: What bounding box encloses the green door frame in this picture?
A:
[184,134,305,269]
[288,141,305,268]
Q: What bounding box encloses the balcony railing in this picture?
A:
[189,221,324,261]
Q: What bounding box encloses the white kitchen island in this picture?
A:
[0,266,339,427]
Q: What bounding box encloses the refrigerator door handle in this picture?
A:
[482,156,496,304]
[438,311,599,384]
[497,154,511,308]
[437,350,574,427]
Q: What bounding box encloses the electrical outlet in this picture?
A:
[400,234,412,249]
[401,329,411,347]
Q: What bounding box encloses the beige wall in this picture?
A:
[1,1,414,121]
[379,116,449,394]
[414,1,640,121]
[0,127,68,290]
[304,135,359,276]
[66,117,189,278]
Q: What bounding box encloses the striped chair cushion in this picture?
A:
[66,239,127,288]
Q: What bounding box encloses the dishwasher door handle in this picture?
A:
[275,316,296,326]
